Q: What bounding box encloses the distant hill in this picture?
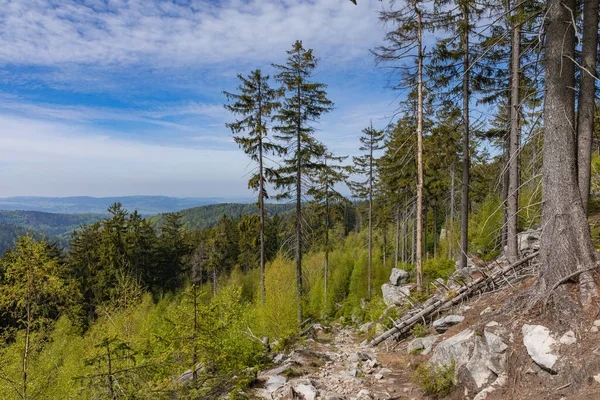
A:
[0,196,254,215]
[0,211,107,254]
[148,203,295,229]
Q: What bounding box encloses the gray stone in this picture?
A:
[357,389,373,399]
[294,381,318,400]
[265,375,287,393]
[430,329,508,392]
[559,331,576,345]
[522,324,558,373]
[408,335,441,355]
[518,229,540,253]
[348,352,371,362]
[359,322,375,333]
[390,268,409,285]
[594,320,600,327]
[381,283,411,307]
[433,315,465,333]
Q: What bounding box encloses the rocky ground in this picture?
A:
[249,325,424,400]
[247,230,600,399]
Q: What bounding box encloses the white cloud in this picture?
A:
[0,0,385,69]
[0,114,251,197]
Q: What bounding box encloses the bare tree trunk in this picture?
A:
[577,0,599,214]
[416,7,424,290]
[460,4,471,270]
[395,207,400,268]
[296,91,303,324]
[368,129,373,299]
[449,164,455,259]
[576,0,599,303]
[382,229,387,268]
[324,184,330,311]
[506,5,521,263]
[259,119,266,306]
[433,202,438,257]
[538,0,597,306]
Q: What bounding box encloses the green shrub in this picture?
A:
[410,323,430,338]
[423,257,455,283]
[413,360,456,398]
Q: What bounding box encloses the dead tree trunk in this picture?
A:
[416,7,425,290]
[460,4,471,270]
[538,0,598,306]
[506,4,521,263]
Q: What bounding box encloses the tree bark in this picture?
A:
[368,127,374,299]
[538,0,598,306]
[577,0,599,214]
[576,0,599,304]
[449,163,455,259]
[416,7,424,290]
[506,4,521,263]
[258,84,266,306]
[395,207,400,268]
[460,4,471,270]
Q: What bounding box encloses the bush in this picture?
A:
[423,257,455,283]
[410,323,430,338]
[413,360,456,398]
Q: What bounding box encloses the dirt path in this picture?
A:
[250,325,423,400]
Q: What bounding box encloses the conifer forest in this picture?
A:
[0,0,599,399]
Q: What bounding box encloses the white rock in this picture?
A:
[379,368,392,374]
[594,320,600,327]
[374,373,384,380]
[518,229,541,252]
[408,335,441,355]
[594,373,600,384]
[381,283,411,307]
[390,268,409,285]
[430,329,508,391]
[486,321,500,327]
[294,383,318,400]
[522,324,558,373]
[433,315,465,333]
[480,307,493,316]
[592,326,599,333]
[265,375,287,393]
[356,389,372,399]
[559,331,577,345]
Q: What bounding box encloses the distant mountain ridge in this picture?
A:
[148,202,295,229]
[0,196,254,215]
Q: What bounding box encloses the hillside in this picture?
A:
[148,202,295,229]
[0,196,253,215]
[0,211,106,254]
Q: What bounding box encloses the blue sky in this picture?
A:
[0,0,399,197]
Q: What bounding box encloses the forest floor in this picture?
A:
[248,275,600,400]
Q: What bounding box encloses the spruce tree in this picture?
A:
[350,122,385,299]
[272,40,334,324]
[224,70,283,304]
[307,151,350,312]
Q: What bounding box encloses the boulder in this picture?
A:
[522,324,558,373]
[389,268,409,285]
[430,328,508,393]
[517,229,540,253]
[381,283,411,307]
[433,315,465,333]
[294,381,318,400]
[265,375,287,393]
[408,334,441,355]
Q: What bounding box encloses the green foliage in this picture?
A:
[413,360,456,398]
[422,257,455,283]
[410,323,430,338]
[468,195,503,261]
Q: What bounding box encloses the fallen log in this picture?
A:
[370,252,538,346]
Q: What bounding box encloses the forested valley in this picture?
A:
[1,0,599,399]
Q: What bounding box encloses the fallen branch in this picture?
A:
[370,252,539,346]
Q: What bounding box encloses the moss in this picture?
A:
[411,323,430,338]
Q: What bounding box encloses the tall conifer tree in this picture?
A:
[273,40,334,324]
[224,70,283,305]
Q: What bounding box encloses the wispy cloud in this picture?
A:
[0,0,384,69]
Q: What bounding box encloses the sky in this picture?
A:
[0,0,399,198]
